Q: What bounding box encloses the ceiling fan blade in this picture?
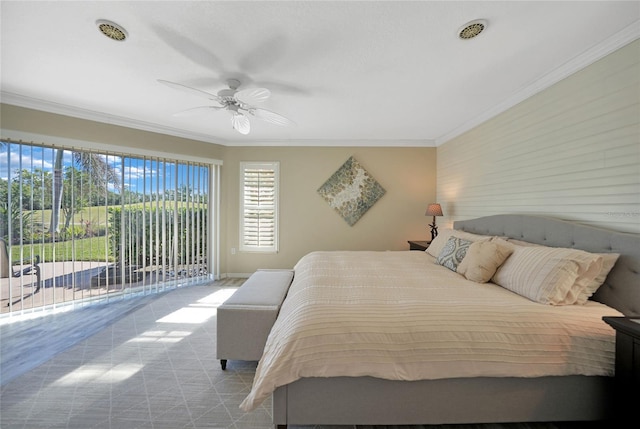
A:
[158,79,224,104]
[250,108,294,127]
[231,113,251,135]
[235,87,271,105]
[173,106,225,117]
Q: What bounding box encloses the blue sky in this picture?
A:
[1,142,208,195]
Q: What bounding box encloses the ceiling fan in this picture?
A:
[158,78,294,135]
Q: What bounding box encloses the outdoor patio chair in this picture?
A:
[1,238,42,306]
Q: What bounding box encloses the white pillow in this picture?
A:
[503,239,618,305]
[491,245,603,305]
[506,238,541,247]
[426,228,491,258]
[575,253,619,304]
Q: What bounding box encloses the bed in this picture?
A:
[240,214,640,428]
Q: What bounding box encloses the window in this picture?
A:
[1,138,220,317]
[239,162,279,253]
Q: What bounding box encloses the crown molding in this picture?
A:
[0,92,233,146]
[0,129,224,165]
[223,139,436,147]
[1,92,433,147]
[435,20,640,146]
[1,92,435,147]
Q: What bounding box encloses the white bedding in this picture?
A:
[240,250,622,411]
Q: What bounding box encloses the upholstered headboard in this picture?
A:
[454,214,640,317]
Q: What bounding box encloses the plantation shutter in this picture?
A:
[240,162,279,252]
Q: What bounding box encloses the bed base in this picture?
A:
[270,214,640,427]
[273,375,613,427]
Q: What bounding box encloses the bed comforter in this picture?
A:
[240,250,622,411]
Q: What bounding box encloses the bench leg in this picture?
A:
[220,359,227,370]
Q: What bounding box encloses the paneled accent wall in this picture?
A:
[437,40,639,234]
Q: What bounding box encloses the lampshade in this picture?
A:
[425,203,443,217]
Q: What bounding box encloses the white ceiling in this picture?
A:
[1,1,639,147]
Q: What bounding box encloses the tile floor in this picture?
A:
[0,280,604,429]
[1,280,275,429]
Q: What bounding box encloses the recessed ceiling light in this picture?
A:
[96,19,128,42]
[458,19,487,40]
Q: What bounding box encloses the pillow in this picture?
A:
[503,239,618,305]
[491,245,603,305]
[575,253,620,305]
[506,238,542,247]
[426,228,491,258]
[457,238,514,283]
[436,236,472,272]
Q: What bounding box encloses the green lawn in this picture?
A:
[12,202,207,263]
[32,206,121,229]
[12,236,113,263]
[31,202,206,229]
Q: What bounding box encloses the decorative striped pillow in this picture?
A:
[491,245,603,305]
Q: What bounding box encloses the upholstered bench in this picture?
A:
[216,269,294,370]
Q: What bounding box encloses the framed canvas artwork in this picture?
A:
[317,156,386,226]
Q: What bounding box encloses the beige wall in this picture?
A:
[221,146,436,274]
[1,104,436,275]
[437,40,640,234]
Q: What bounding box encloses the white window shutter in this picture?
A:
[239,162,279,252]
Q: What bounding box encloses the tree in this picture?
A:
[49,150,120,239]
[60,166,90,230]
[15,168,52,210]
[0,177,33,242]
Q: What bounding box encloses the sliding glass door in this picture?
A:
[0,139,217,317]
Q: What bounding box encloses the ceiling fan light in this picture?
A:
[231,113,251,135]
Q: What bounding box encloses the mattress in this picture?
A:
[240,250,622,411]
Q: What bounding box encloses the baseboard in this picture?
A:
[222,273,253,279]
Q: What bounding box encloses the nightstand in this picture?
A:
[408,240,431,251]
[602,316,640,421]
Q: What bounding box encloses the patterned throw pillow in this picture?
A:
[426,228,492,258]
[436,236,472,271]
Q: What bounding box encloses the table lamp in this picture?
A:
[425,203,443,241]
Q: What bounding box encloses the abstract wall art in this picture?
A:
[317,156,386,226]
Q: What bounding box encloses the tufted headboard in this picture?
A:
[454,214,640,317]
